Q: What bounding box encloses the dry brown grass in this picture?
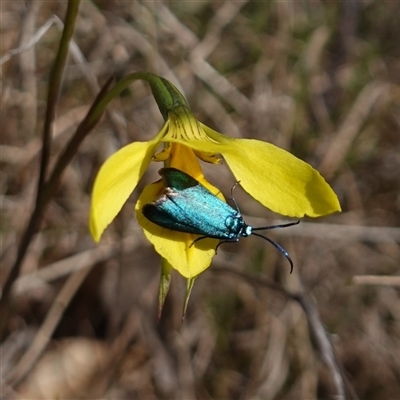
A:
[1,1,399,399]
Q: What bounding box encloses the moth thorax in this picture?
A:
[225,214,248,238]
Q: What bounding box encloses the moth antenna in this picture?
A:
[251,232,294,273]
[252,220,300,232]
[230,181,241,213]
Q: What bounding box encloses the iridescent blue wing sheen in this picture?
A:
[142,168,297,273]
[142,168,243,239]
[158,167,199,191]
[142,195,209,235]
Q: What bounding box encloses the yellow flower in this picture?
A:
[89,72,341,305]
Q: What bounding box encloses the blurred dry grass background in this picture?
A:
[1,1,400,399]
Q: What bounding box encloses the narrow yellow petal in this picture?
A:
[165,131,340,217]
[222,139,341,217]
[136,179,218,279]
[90,140,160,241]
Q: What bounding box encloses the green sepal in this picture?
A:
[158,259,173,321]
[182,276,197,321]
[148,77,189,120]
[96,72,189,123]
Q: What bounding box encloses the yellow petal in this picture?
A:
[222,138,341,217]
[136,178,219,279]
[165,129,341,217]
[90,140,160,241]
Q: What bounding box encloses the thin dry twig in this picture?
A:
[246,220,400,244]
[318,82,390,179]
[13,235,139,296]
[3,234,142,394]
[110,24,183,93]
[212,267,349,400]
[191,0,249,60]
[0,76,113,338]
[0,0,84,340]
[0,105,89,166]
[253,314,290,399]
[295,293,347,400]
[18,1,42,137]
[151,1,251,115]
[352,275,400,286]
[86,310,141,398]
[3,266,93,390]
[1,8,125,145]
[304,26,335,136]
[0,16,58,65]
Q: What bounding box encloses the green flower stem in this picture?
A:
[0,0,82,340]
[37,0,81,205]
[95,72,188,121]
[158,261,173,320]
[182,277,197,321]
[1,70,188,336]
[0,77,114,340]
[43,78,114,202]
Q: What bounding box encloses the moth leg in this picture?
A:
[215,239,239,253]
[189,237,240,254]
[189,235,211,247]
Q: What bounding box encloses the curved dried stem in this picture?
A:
[212,267,355,400]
